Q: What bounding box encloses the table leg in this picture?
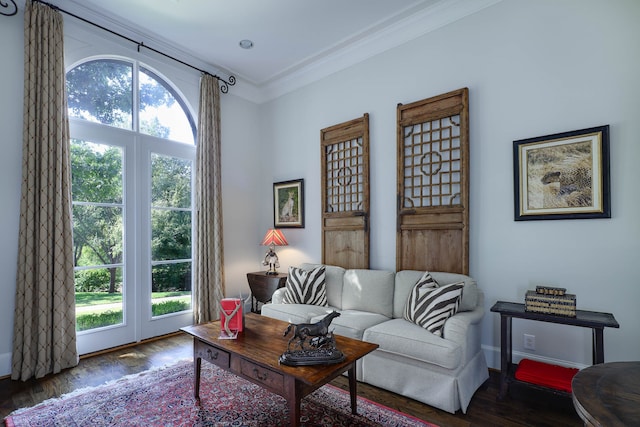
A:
[287,393,301,427]
[593,327,604,364]
[194,356,202,400]
[348,364,358,415]
[498,314,512,400]
[283,376,301,427]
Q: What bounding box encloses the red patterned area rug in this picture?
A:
[5,360,438,427]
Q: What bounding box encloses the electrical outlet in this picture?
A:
[524,334,536,350]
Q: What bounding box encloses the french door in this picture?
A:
[71,120,194,355]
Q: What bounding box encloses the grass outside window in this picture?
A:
[76,291,191,331]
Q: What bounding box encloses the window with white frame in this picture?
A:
[66,58,196,331]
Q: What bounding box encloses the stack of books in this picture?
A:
[525,285,576,317]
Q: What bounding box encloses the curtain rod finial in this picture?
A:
[1,0,17,16]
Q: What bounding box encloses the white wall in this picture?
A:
[220,93,266,295]
[258,0,640,369]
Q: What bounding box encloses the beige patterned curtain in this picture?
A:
[12,1,78,381]
[193,74,225,324]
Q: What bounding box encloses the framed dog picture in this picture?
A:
[513,125,610,221]
[273,179,304,228]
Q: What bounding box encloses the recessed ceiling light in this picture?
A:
[239,39,254,49]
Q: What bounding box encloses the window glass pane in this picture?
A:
[151,209,192,261]
[151,262,192,316]
[67,59,133,130]
[140,67,195,144]
[71,138,125,332]
[75,267,124,331]
[151,154,192,208]
[73,205,123,267]
[151,152,192,316]
[71,140,123,204]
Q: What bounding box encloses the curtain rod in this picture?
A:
[30,0,236,93]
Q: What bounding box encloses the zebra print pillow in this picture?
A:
[414,271,439,289]
[403,272,436,323]
[403,277,463,337]
[282,266,328,306]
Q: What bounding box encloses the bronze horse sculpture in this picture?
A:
[283,311,340,351]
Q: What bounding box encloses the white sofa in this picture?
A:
[261,263,489,414]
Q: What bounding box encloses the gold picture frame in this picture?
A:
[513,125,610,220]
[273,179,304,228]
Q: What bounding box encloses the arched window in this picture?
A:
[66,57,196,349]
[67,59,195,142]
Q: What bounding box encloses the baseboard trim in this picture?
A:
[0,351,11,380]
[482,344,588,371]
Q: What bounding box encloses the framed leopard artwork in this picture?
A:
[513,125,610,220]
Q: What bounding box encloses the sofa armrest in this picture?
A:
[271,287,286,304]
[442,291,485,364]
[444,308,483,341]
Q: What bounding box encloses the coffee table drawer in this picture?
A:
[195,340,230,369]
[240,359,284,392]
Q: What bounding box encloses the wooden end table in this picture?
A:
[181,313,378,427]
[246,271,287,313]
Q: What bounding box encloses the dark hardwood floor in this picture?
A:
[1,333,582,426]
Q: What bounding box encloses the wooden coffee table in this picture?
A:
[181,313,378,427]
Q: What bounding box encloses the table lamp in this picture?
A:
[261,228,288,274]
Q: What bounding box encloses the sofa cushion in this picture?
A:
[363,318,462,370]
[403,280,464,337]
[283,266,327,306]
[342,269,395,318]
[260,303,335,325]
[310,310,389,340]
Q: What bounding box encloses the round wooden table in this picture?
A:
[571,361,640,427]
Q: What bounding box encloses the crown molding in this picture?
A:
[257,0,503,103]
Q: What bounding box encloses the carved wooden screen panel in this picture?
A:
[321,114,370,269]
[396,88,469,274]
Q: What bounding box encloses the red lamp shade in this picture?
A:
[261,229,288,247]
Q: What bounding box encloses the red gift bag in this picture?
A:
[220,298,243,336]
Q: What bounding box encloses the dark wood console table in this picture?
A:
[490,301,619,399]
[246,271,287,313]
